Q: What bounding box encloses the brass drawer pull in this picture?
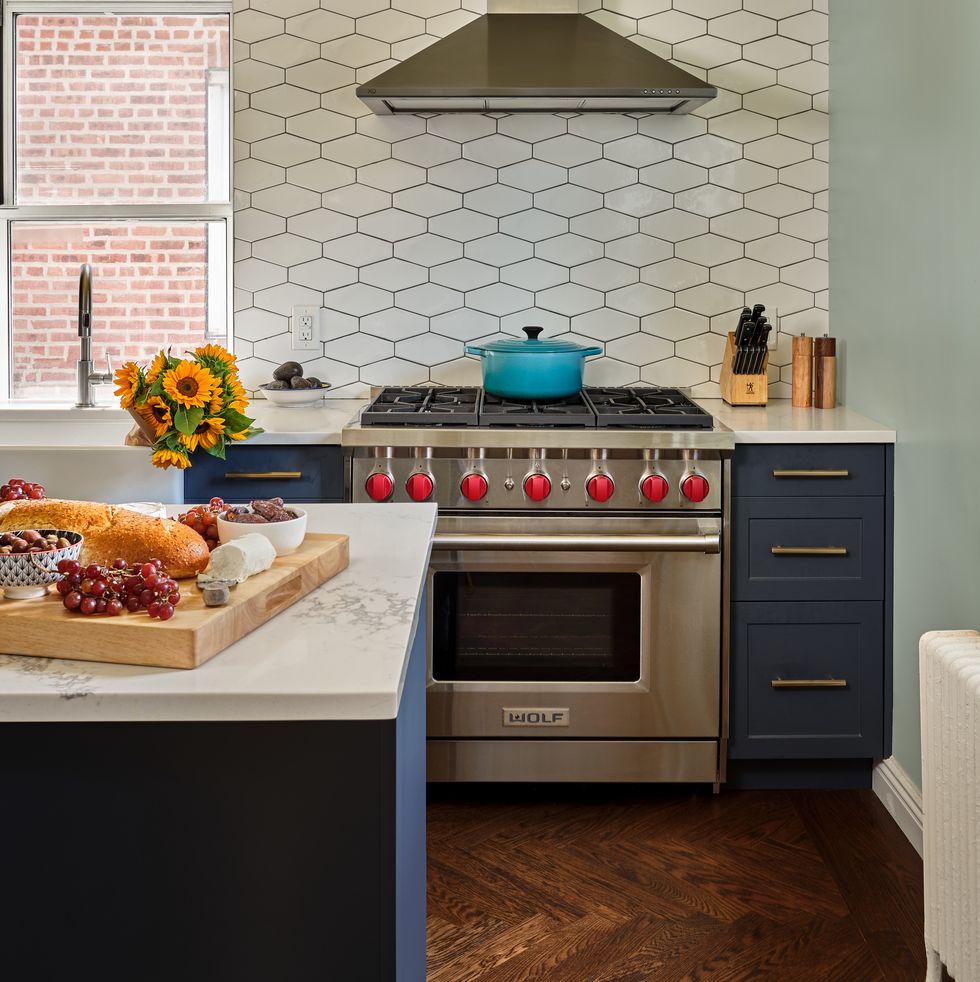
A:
[771,545,848,556]
[771,677,848,689]
[224,471,303,480]
[772,469,850,478]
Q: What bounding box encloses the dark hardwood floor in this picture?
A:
[427,786,926,981]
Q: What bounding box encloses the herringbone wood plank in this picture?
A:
[428,787,925,982]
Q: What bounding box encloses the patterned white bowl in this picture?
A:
[0,530,84,600]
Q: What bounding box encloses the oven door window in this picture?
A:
[432,571,641,682]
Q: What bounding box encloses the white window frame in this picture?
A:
[0,0,234,402]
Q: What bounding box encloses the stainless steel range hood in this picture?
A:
[356,13,716,115]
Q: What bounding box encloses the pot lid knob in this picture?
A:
[522,326,543,340]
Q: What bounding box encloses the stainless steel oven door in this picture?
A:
[426,513,721,740]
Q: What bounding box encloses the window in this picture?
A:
[0,2,232,402]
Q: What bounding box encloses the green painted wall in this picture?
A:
[831,0,980,788]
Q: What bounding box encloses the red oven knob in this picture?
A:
[460,472,488,502]
[586,473,614,503]
[523,473,551,502]
[406,472,434,502]
[641,474,669,503]
[365,472,393,502]
[681,473,710,503]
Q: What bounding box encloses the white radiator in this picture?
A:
[921,630,980,982]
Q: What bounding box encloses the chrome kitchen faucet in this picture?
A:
[75,263,113,408]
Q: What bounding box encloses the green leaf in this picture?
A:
[221,407,253,432]
[174,405,204,436]
[205,436,226,461]
[147,377,165,398]
[163,432,183,452]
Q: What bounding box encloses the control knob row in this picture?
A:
[365,470,710,503]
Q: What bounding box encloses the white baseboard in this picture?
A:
[873,756,923,857]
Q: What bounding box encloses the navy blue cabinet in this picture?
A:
[730,601,884,758]
[183,444,345,504]
[728,443,893,784]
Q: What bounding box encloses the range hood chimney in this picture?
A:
[356,2,715,116]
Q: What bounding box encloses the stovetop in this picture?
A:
[360,386,713,430]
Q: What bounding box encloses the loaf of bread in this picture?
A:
[0,499,209,578]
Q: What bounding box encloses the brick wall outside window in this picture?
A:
[16,14,229,203]
[10,223,215,401]
[8,15,230,401]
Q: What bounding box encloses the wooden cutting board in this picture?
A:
[0,533,349,669]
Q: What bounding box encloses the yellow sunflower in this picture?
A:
[162,362,216,410]
[227,428,249,441]
[226,375,249,412]
[146,350,169,384]
[208,384,225,415]
[179,416,226,453]
[151,448,191,470]
[138,396,173,438]
[113,361,143,409]
[194,343,236,368]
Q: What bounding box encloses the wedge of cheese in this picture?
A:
[204,534,276,584]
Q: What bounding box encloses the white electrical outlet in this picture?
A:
[291,305,319,350]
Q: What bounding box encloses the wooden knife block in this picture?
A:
[720,332,769,406]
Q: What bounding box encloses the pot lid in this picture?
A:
[473,326,602,355]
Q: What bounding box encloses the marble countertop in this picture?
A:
[0,503,437,722]
[701,400,896,444]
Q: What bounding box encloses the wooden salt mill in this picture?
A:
[791,334,813,408]
[813,335,837,409]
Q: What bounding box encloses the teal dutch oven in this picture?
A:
[465,327,602,400]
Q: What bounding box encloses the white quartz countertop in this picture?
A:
[0,503,437,722]
[702,399,896,444]
[0,398,369,447]
[0,397,894,447]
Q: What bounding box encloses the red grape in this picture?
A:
[147,601,162,618]
[140,563,155,579]
[106,599,123,616]
[79,597,97,615]
[111,558,127,570]
[84,564,101,579]
[126,596,141,612]
[91,579,108,597]
[139,589,154,607]
[56,580,72,597]
[157,602,175,621]
[64,591,83,610]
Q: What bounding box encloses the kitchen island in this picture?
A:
[0,503,436,982]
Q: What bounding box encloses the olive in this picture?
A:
[273,361,303,382]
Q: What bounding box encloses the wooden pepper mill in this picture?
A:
[813,335,837,409]
[791,334,813,408]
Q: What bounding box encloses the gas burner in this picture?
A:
[479,392,594,428]
[360,386,714,431]
[585,387,713,429]
[361,386,481,427]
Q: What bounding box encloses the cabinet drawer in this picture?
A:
[728,602,884,759]
[733,496,884,602]
[733,444,885,497]
[182,445,345,504]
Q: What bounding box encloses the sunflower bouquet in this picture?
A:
[115,344,262,470]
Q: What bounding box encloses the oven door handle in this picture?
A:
[432,532,721,554]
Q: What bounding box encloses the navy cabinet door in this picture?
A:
[733,444,885,497]
[728,601,884,759]
[183,445,345,503]
[733,496,885,602]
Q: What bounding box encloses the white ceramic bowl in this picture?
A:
[260,384,330,407]
[217,507,307,556]
[0,530,84,600]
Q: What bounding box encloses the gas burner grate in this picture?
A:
[360,386,481,427]
[479,392,595,428]
[360,386,714,430]
[584,387,713,429]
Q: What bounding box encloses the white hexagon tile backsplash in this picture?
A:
[232,0,829,398]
